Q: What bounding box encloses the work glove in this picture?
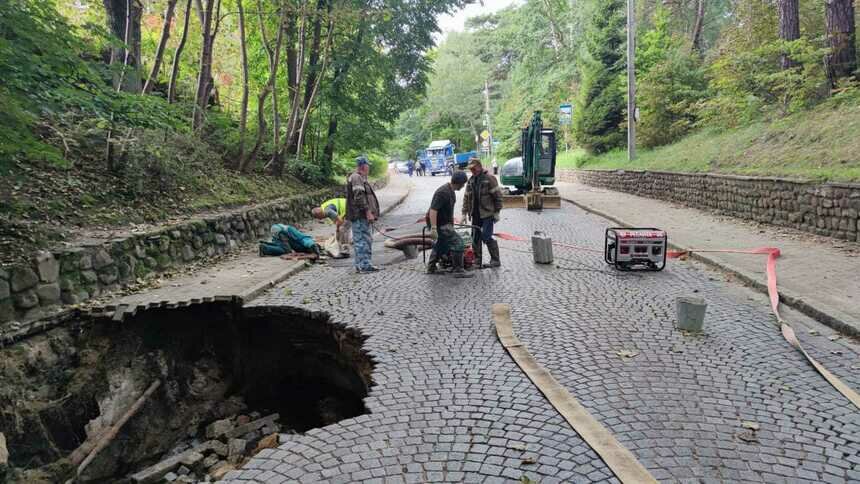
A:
[429,227,438,240]
[462,213,470,224]
[493,213,500,222]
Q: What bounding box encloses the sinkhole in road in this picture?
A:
[0,303,373,483]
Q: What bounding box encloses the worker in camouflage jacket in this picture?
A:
[462,158,503,268]
[346,156,381,273]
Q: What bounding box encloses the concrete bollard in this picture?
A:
[531,232,554,264]
[402,244,418,259]
[676,296,707,332]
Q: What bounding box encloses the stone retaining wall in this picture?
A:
[0,186,350,325]
[558,169,860,242]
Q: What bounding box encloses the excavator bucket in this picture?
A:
[502,190,561,210]
[502,194,527,210]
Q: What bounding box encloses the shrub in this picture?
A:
[572,0,627,154]
[637,49,707,148]
[696,38,829,128]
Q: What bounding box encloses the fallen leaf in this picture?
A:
[808,329,819,336]
[521,457,537,465]
[828,335,841,341]
[736,430,758,443]
[615,349,639,359]
[741,421,760,431]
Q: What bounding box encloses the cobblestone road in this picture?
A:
[224,176,860,483]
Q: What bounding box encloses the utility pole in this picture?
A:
[484,79,494,160]
[627,0,636,161]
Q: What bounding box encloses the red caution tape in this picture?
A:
[497,234,859,408]
[669,247,859,408]
[669,248,782,319]
[496,232,603,254]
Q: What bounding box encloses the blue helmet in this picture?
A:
[355,155,370,167]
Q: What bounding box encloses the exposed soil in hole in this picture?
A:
[0,303,373,483]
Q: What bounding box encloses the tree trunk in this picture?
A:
[825,0,857,87]
[240,0,286,173]
[777,0,800,69]
[294,19,334,162]
[303,0,327,109]
[236,0,250,167]
[690,0,706,55]
[167,0,193,103]
[322,114,338,165]
[322,27,365,164]
[103,0,143,92]
[540,0,565,54]
[278,6,308,174]
[143,0,178,94]
[192,0,216,130]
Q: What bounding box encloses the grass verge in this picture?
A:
[565,98,860,182]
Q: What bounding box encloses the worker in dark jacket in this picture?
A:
[427,171,473,278]
[346,156,381,273]
[462,158,503,268]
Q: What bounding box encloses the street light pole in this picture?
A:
[484,79,493,160]
[627,0,636,161]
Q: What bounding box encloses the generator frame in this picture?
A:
[604,227,667,272]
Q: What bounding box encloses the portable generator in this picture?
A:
[604,227,667,271]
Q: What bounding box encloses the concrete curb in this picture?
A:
[561,196,860,339]
[238,261,310,303]
[1,181,416,343]
[380,179,413,217]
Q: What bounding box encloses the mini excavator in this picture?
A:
[499,111,561,210]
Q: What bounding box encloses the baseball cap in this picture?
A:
[355,156,370,166]
[467,158,482,169]
[451,171,468,184]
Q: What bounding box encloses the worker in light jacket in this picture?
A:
[462,158,503,268]
[346,156,381,273]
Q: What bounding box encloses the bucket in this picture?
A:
[676,296,707,332]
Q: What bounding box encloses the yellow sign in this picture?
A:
[480,130,490,140]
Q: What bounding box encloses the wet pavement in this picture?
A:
[223,175,860,483]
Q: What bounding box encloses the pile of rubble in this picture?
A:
[130,413,285,483]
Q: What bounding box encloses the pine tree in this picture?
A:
[573,0,626,154]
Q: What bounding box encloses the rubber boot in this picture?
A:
[472,241,483,269]
[451,251,474,278]
[426,251,439,274]
[485,240,501,268]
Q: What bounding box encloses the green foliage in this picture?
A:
[577,97,860,182]
[572,0,627,154]
[637,52,707,148]
[696,38,830,128]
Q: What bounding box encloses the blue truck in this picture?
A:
[425,140,478,176]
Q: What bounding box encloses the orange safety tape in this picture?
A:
[669,248,860,409]
[495,232,859,409]
[496,232,603,254]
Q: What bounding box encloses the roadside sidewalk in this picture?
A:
[556,181,860,337]
[83,176,412,321]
